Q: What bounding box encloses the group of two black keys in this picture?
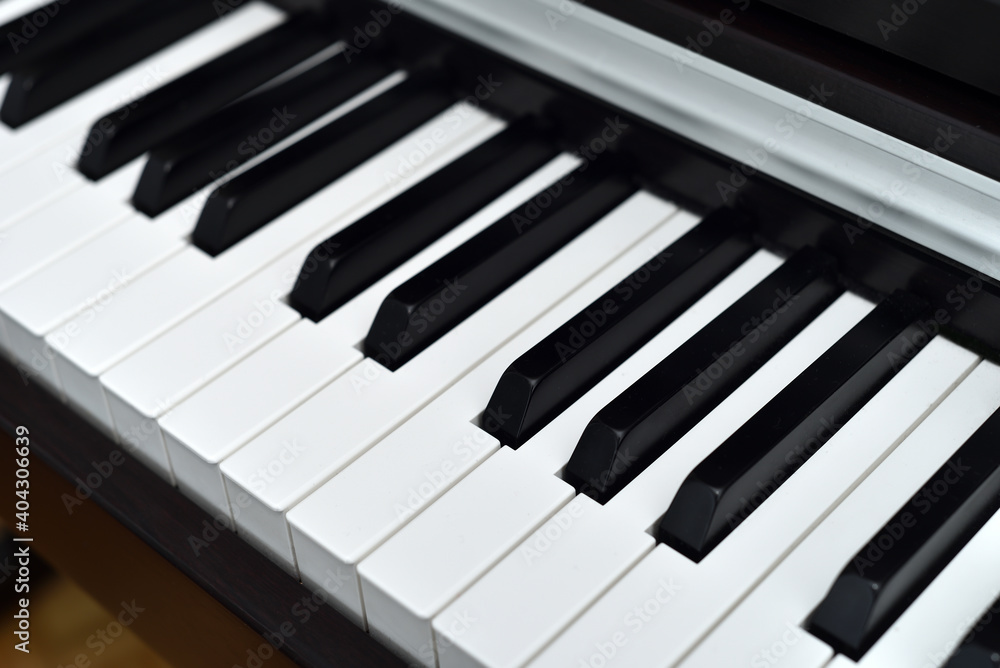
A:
[23,6,1000,662]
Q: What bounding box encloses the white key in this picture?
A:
[680,357,996,668]
[359,447,574,665]
[528,545,692,668]
[0,72,406,365]
[288,209,696,634]
[162,138,570,518]
[0,2,285,173]
[1,215,182,390]
[292,406,500,630]
[164,320,362,518]
[0,0,54,28]
[531,548,827,668]
[103,108,506,478]
[534,336,978,668]
[0,142,143,230]
[0,178,135,300]
[46,102,496,431]
[101,249,306,481]
[434,494,654,668]
[222,190,675,573]
[841,506,1000,668]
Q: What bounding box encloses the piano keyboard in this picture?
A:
[1,1,998,667]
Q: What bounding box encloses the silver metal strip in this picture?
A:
[393,0,1000,279]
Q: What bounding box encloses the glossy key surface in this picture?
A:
[2,0,220,127]
[563,246,842,502]
[191,74,455,255]
[808,405,1000,659]
[364,163,637,371]
[658,290,932,561]
[289,119,559,321]
[75,14,339,179]
[484,207,755,448]
[132,50,392,216]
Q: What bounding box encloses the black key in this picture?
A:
[657,290,932,562]
[75,16,340,179]
[289,120,560,322]
[191,76,456,256]
[483,208,756,448]
[1,0,219,127]
[132,55,392,216]
[945,595,1000,667]
[562,246,841,503]
[807,408,1000,660]
[0,0,150,74]
[364,163,637,372]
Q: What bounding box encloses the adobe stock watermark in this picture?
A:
[61,450,128,515]
[188,485,257,556]
[223,237,339,351]
[364,277,468,370]
[392,428,494,520]
[416,609,477,667]
[246,439,307,494]
[17,268,134,388]
[223,292,286,352]
[751,622,804,667]
[7,0,72,55]
[877,0,931,41]
[76,67,171,162]
[574,447,638,502]
[571,116,629,169]
[683,287,801,404]
[508,116,629,236]
[579,577,681,667]
[230,566,355,668]
[519,498,585,564]
[725,416,843,529]
[923,594,1000,668]
[55,600,145,668]
[340,1,403,63]
[383,75,503,191]
[544,0,587,30]
[671,0,752,73]
[876,265,995,374]
[52,64,168,183]
[852,457,970,576]
[553,248,673,362]
[178,106,300,223]
[716,83,835,203]
[213,0,249,17]
[234,107,298,160]
[843,124,960,244]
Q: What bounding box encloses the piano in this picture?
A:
[0,0,998,665]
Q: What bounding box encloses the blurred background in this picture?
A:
[0,527,173,668]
